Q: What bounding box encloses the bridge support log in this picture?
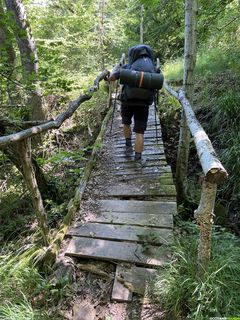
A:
[194,180,217,277]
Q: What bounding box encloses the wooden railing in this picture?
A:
[164,82,228,275]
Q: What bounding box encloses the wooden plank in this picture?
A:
[65,237,170,267]
[114,143,164,149]
[112,265,157,301]
[89,211,173,228]
[112,266,133,302]
[106,183,176,197]
[114,160,168,169]
[114,166,172,176]
[99,199,177,214]
[118,174,174,182]
[67,223,172,245]
[113,154,166,163]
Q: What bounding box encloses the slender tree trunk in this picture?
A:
[0,0,16,103]
[98,0,106,70]
[17,139,49,245]
[176,0,197,205]
[194,179,217,277]
[5,0,45,121]
[140,4,144,43]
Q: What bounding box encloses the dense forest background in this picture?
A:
[0,0,239,319]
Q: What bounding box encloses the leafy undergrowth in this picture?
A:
[0,242,72,319]
[0,79,109,318]
[151,221,240,319]
[159,45,240,227]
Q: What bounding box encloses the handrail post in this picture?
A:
[194,179,217,277]
[176,0,197,205]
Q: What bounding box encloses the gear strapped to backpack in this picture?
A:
[119,45,163,105]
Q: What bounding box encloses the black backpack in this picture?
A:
[121,44,157,105]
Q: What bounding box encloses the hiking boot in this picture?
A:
[125,145,133,156]
[135,157,147,168]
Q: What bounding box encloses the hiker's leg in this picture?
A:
[121,104,133,147]
[133,105,149,160]
[123,124,132,140]
[135,133,144,153]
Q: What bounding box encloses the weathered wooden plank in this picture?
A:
[99,199,177,214]
[118,174,174,182]
[67,223,172,244]
[88,211,173,228]
[114,160,168,169]
[105,183,176,197]
[112,265,157,301]
[112,266,133,302]
[113,154,166,163]
[115,137,162,145]
[114,166,172,176]
[65,237,170,267]
[114,142,164,149]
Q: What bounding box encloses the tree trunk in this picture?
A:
[140,4,144,43]
[0,0,16,103]
[17,139,49,245]
[176,0,197,205]
[194,179,217,277]
[5,0,45,121]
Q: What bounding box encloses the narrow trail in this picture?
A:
[63,98,177,319]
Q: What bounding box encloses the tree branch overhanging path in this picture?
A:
[0,70,109,147]
[0,69,109,248]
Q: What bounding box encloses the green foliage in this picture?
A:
[152,222,240,319]
[0,244,71,319]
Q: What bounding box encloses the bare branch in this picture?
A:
[0,70,109,147]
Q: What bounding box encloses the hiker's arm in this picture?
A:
[109,68,120,81]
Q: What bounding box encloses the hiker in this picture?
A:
[107,44,162,166]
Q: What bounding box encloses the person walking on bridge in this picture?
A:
[108,44,161,166]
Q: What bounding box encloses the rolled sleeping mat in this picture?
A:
[120,69,164,89]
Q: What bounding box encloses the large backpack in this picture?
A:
[121,44,157,105]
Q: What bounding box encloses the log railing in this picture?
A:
[163,82,228,276]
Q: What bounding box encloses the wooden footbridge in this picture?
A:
[65,100,176,301]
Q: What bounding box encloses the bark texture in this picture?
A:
[5,0,45,120]
[176,0,197,205]
[0,0,16,102]
[194,180,217,277]
[17,139,49,245]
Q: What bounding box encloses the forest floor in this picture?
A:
[60,106,168,320]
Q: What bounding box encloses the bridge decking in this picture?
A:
[65,102,176,301]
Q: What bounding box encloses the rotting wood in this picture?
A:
[114,166,171,175]
[79,211,173,228]
[77,263,113,280]
[105,183,176,197]
[112,266,133,302]
[113,154,166,163]
[114,159,168,169]
[99,199,177,214]
[67,223,172,245]
[112,265,157,301]
[65,237,170,267]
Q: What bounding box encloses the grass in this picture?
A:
[0,243,71,319]
[152,222,240,319]
[163,45,240,82]
[161,44,240,219]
